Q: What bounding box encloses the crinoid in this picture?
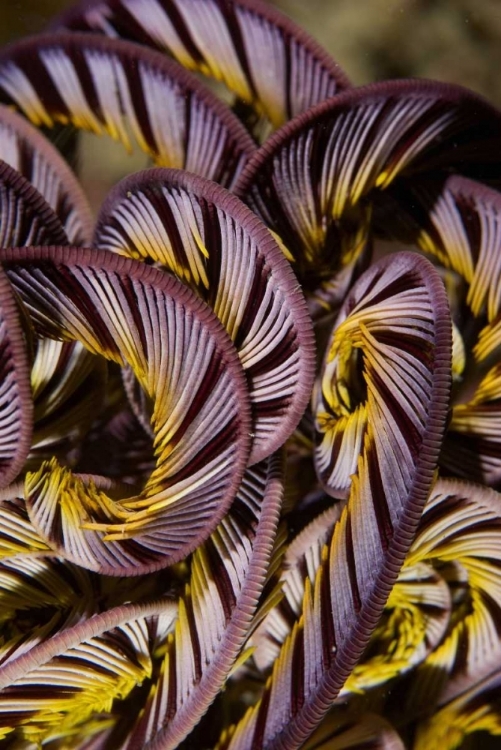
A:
[0,2,500,749]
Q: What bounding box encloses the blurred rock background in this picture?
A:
[2,0,501,210]
[274,0,501,105]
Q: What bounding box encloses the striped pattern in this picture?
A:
[0,456,283,749]
[251,504,341,673]
[0,160,68,248]
[0,265,34,490]
[0,167,105,483]
[218,252,452,750]
[384,176,501,361]
[1,246,252,575]
[253,507,451,696]
[0,494,49,559]
[313,252,448,498]
[0,598,177,746]
[0,209,110,474]
[414,669,501,750]
[401,479,501,713]
[121,454,283,749]
[95,169,316,464]
[342,561,450,695]
[301,712,404,750]
[442,361,501,487]
[235,81,501,309]
[52,0,350,132]
[0,105,92,244]
[0,33,254,189]
[28,339,107,467]
[381,176,501,486]
[0,556,95,672]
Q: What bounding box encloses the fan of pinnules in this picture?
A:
[1,1,501,748]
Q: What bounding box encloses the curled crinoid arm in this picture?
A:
[378,176,501,486]
[116,454,284,750]
[235,80,501,313]
[0,263,34,490]
[0,593,178,748]
[0,104,92,244]
[0,487,50,559]
[95,168,316,464]
[0,159,68,247]
[2,0,501,746]
[0,433,284,749]
[314,251,451,498]
[342,560,450,697]
[379,176,501,359]
[395,479,501,716]
[253,500,451,698]
[2,246,253,575]
[0,455,282,749]
[0,556,103,672]
[414,667,501,750]
[0,32,255,188]
[441,360,501,487]
[218,251,452,750]
[51,0,350,135]
[0,160,109,475]
[251,503,342,673]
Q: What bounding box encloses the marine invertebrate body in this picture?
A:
[0,2,501,749]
